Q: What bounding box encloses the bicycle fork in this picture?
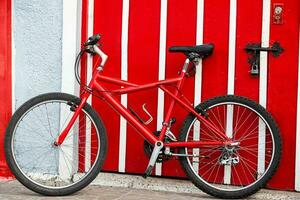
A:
[54,93,90,146]
[54,68,102,146]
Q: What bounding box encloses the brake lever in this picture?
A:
[84,34,101,46]
[84,46,96,55]
[84,44,102,55]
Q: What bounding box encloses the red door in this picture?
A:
[80,0,300,191]
[0,0,12,177]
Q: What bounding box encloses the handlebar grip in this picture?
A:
[84,34,101,46]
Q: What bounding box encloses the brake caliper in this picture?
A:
[67,101,78,112]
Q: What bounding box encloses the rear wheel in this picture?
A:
[5,93,107,196]
[179,95,281,199]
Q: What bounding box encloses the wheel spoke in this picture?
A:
[9,97,102,192]
[181,99,278,194]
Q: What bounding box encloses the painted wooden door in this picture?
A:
[80,0,300,191]
[0,0,12,177]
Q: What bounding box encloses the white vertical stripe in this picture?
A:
[60,0,82,178]
[192,0,204,174]
[224,105,234,184]
[192,121,200,172]
[59,106,76,179]
[75,0,82,97]
[295,27,300,192]
[85,0,94,171]
[194,0,204,104]
[257,0,271,176]
[76,0,82,173]
[85,116,91,171]
[260,0,271,110]
[257,119,266,175]
[224,0,237,185]
[11,0,15,113]
[61,0,81,94]
[86,0,94,95]
[227,0,237,95]
[155,0,168,176]
[118,0,129,173]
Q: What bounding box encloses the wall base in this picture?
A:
[0,164,13,179]
[92,172,300,195]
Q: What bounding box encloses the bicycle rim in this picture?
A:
[10,99,101,190]
[183,102,275,192]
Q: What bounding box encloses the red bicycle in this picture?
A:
[5,34,281,199]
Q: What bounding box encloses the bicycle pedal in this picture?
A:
[142,165,153,179]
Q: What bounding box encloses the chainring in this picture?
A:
[143,131,171,162]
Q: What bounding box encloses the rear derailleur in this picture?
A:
[219,146,240,165]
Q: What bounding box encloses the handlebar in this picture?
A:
[84,34,108,70]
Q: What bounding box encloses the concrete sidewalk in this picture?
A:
[1,174,300,200]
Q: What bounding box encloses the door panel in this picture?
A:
[0,0,12,177]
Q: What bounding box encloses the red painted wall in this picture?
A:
[80,0,300,191]
[0,0,13,178]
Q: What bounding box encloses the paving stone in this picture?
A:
[0,180,300,200]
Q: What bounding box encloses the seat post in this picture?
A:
[182,58,190,73]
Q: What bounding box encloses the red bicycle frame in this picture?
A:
[56,54,231,149]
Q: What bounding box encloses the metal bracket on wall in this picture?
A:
[245,42,284,76]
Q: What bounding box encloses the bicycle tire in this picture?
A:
[178,95,282,199]
[5,92,108,196]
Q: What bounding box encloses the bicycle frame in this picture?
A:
[56,49,231,149]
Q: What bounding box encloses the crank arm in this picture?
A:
[143,141,163,178]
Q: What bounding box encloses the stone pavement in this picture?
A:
[1,179,300,200]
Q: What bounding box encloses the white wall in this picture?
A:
[13,0,63,109]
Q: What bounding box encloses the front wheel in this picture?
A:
[179,95,281,199]
[5,93,107,196]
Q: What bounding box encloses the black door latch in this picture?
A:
[245,42,284,76]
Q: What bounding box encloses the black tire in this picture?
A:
[5,92,108,196]
[178,95,282,199]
